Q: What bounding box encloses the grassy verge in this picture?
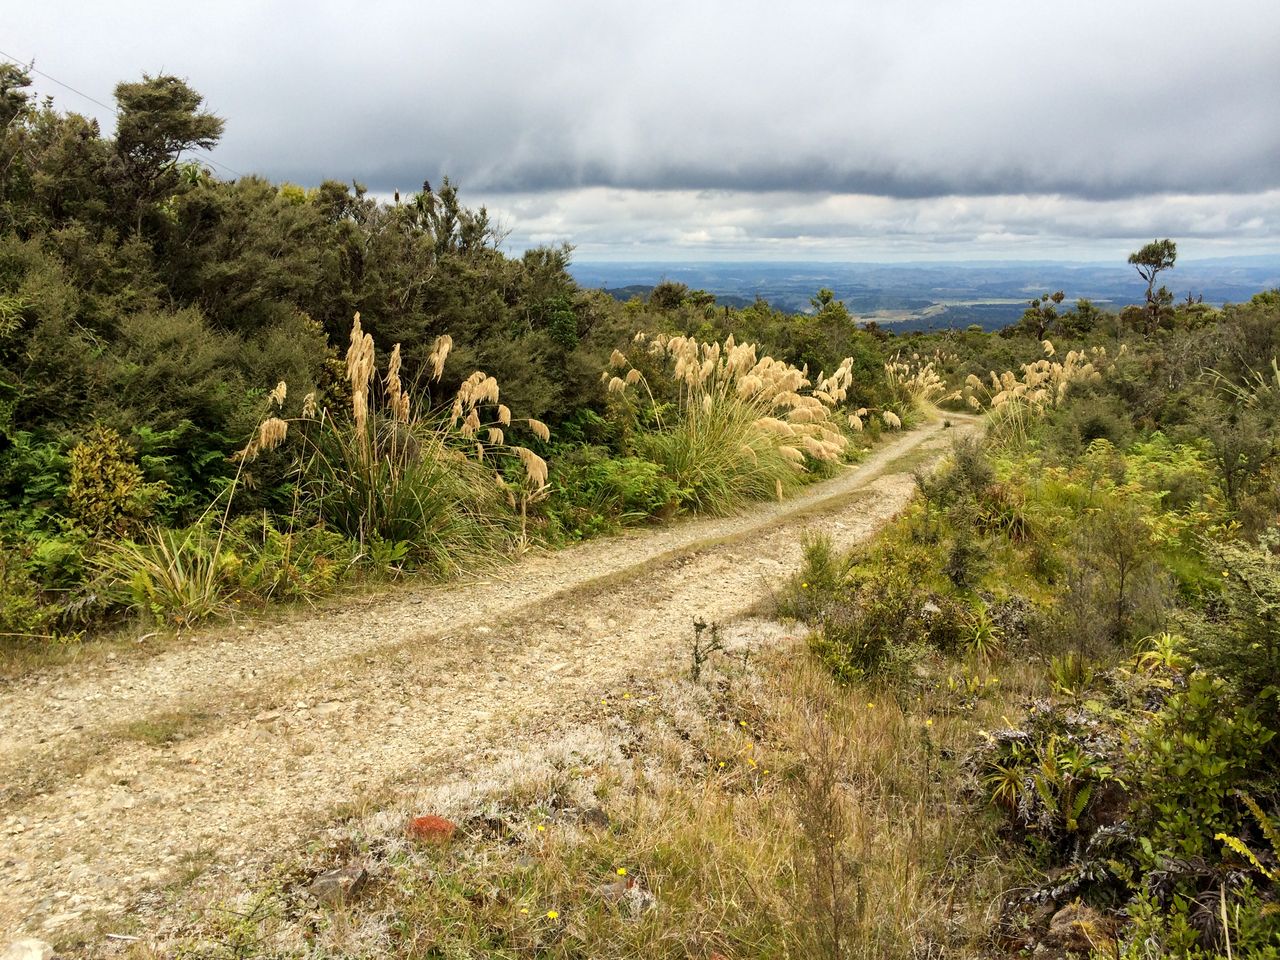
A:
[120,614,1036,959]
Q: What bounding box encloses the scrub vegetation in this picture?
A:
[2,65,1279,959]
[0,68,922,652]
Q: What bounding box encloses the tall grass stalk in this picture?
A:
[960,340,1112,446]
[607,333,856,514]
[242,314,550,571]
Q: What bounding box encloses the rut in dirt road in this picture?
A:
[0,417,972,941]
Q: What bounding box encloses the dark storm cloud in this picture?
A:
[10,0,1280,200]
[8,0,1280,256]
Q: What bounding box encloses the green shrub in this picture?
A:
[944,498,985,589]
[1115,882,1280,959]
[94,524,237,628]
[225,516,358,602]
[1136,674,1276,861]
[776,530,850,622]
[67,426,163,536]
[1193,530,1280,699]
[545,446,678,539]
[809,551,928,685]
[0,539,54,639]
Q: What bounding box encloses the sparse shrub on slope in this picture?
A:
[605,333,855,514]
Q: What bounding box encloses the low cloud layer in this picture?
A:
[489,188,1280,260]
[9,0,1280,257]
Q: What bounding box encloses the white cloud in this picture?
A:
[487,188,1280,260]
[8,0,1280,257]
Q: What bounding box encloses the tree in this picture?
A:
[0,62,32,128]
[810,288,838,311]
[113,74,224,233]
[1128,239,1177,337]
[648,280,689,310]
[1016,290,1065,339]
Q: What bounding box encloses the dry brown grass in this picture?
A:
[138,629,1042,959]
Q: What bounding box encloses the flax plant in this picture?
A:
[606,333,856,513]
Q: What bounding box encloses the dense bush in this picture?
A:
[544,446,679,539]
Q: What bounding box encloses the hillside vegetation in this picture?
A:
[171,295,1280,958]
[1,66,1279,959]
[0,68,920,651]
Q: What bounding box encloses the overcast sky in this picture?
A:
[8,1,1280,261]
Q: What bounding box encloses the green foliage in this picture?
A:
[112,74,225,233]
[66,426,162,536]
[1192,531,1280,699]
[223,516,358,602]
[776,530,851,622]
[1047,651,1096,695]
[545,446,678,540]
[1216,792,1280,883]
[0,537,55,638]
[1114,882,1280,959]
[1128,239,1178,336]
[94,524,236,628]
[976,700,1122,855]
[808,545,930,685]
[944,498,985,588]
[1137,674,1275,860]
[962,603,1005,661]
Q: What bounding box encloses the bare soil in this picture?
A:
[0,417,970,943]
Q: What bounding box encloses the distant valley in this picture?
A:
[571,256,1280,331]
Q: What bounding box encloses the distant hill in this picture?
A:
[572,258,1280,332]
[600,284,754,309]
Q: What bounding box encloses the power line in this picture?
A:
[0,47,245,179]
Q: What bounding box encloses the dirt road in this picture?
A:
[0,417,970,942]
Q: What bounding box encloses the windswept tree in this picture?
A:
[1128,238,1177,337]
[1017,290,1065,339]
[113,74,224,233]
[0,61,32,128]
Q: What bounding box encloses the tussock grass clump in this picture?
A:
[883,350,953,419]
[243,314,551,570]
[95,524,237,627]
[959,340,1112,445]
[94,314,553,627]
[607,333,856,513]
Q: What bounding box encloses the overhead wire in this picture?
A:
[0,47,246,179]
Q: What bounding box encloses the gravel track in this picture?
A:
[0,417,971,942]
